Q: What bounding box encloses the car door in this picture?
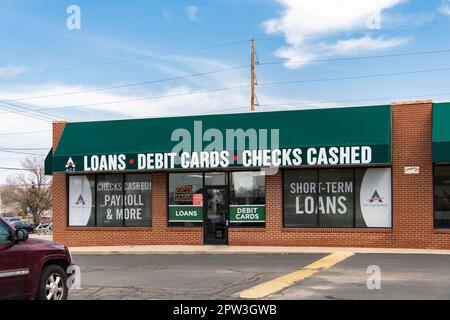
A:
[0,220,30,299]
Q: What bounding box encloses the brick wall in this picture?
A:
[391,101,450,249]
[52,101,450,249]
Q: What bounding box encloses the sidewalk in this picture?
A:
[68,245,450,255]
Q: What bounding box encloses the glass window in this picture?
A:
[355,168,391,228]
[68,175,95,227]
[204,172,228,186]
[124,174,152,227]
[168,173,204,227]
[283,168,391,228]
[96,175,124,227]
[0,221,12,244]
[284,169,318,227]
[434,166,450,228]
[318,169,354,228]
[68,174,152,227]
[230,171,265,227]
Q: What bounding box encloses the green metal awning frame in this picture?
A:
[433,102,450,163]
[44,148,53,175]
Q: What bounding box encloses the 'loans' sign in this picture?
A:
[168,205,203,223]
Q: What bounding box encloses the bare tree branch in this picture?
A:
[1,157,52,225]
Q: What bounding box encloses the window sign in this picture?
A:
[168,173,204,226]
[284,168,391,228]
[124,174,152,227]
[229,205,265,224]
[68,174,152,227]
[230,171,265,226]
[355,168,391,228]
[68,175,95,227]
[96,175,124,227]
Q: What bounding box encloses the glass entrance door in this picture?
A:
[204,187,228,245]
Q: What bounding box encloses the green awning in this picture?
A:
[44,148,53,175]
[51,104,392,173]
[433,102,450,163]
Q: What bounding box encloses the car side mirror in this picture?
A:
[15,229,28,242]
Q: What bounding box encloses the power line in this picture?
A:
[0,68,449,118]
[0,130,50,136]
[0,150,46,156]
[2,63,449,114]
[4,48,450,104]
[259,91,450,109]
[134,105,250,118]
[3,65,249,102]
[259,48,450,66]
[0,147,49,150]
[0,167,30,171]
[0,103,54,122]
[0,99,60,122]
[1,84,251,113]
[3,40,250,79]
[258,66,450,86]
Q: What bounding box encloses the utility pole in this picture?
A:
[251,38,255,112]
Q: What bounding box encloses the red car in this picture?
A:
[0,218,73,300]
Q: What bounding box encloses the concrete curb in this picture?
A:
[69,245,450,255]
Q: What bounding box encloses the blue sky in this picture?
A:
[1,0,450,179]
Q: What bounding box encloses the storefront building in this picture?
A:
[45,100,450,249]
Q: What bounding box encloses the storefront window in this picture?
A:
[355,168,391,228]
[68,174,152,227]
[68,175,95,227]
[229,171,265,227]
[205,172,228,186]
[283,168,391,228]
[124,174,152,227]
[284,170,318,227]
[318,169,354,228]
[434,166,450,228]
[168,173,204,227]
[96,175,124,227]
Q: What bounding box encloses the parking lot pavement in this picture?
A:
[267,253,450,300]
[69,253,325,300]
[69,253,450,300]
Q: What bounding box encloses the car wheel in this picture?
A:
[36,265,68,300]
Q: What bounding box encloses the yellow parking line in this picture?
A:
[239,252,354,299]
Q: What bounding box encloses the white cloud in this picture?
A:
[0,65,27,78]
[264,0,407,68]
[439,1,450,15]
[322,35,408,55]
[185,5,198,22]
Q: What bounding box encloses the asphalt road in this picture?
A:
[69,253,450,300]
[269,253,450,300]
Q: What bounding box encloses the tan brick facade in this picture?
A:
[52,101,450,249]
